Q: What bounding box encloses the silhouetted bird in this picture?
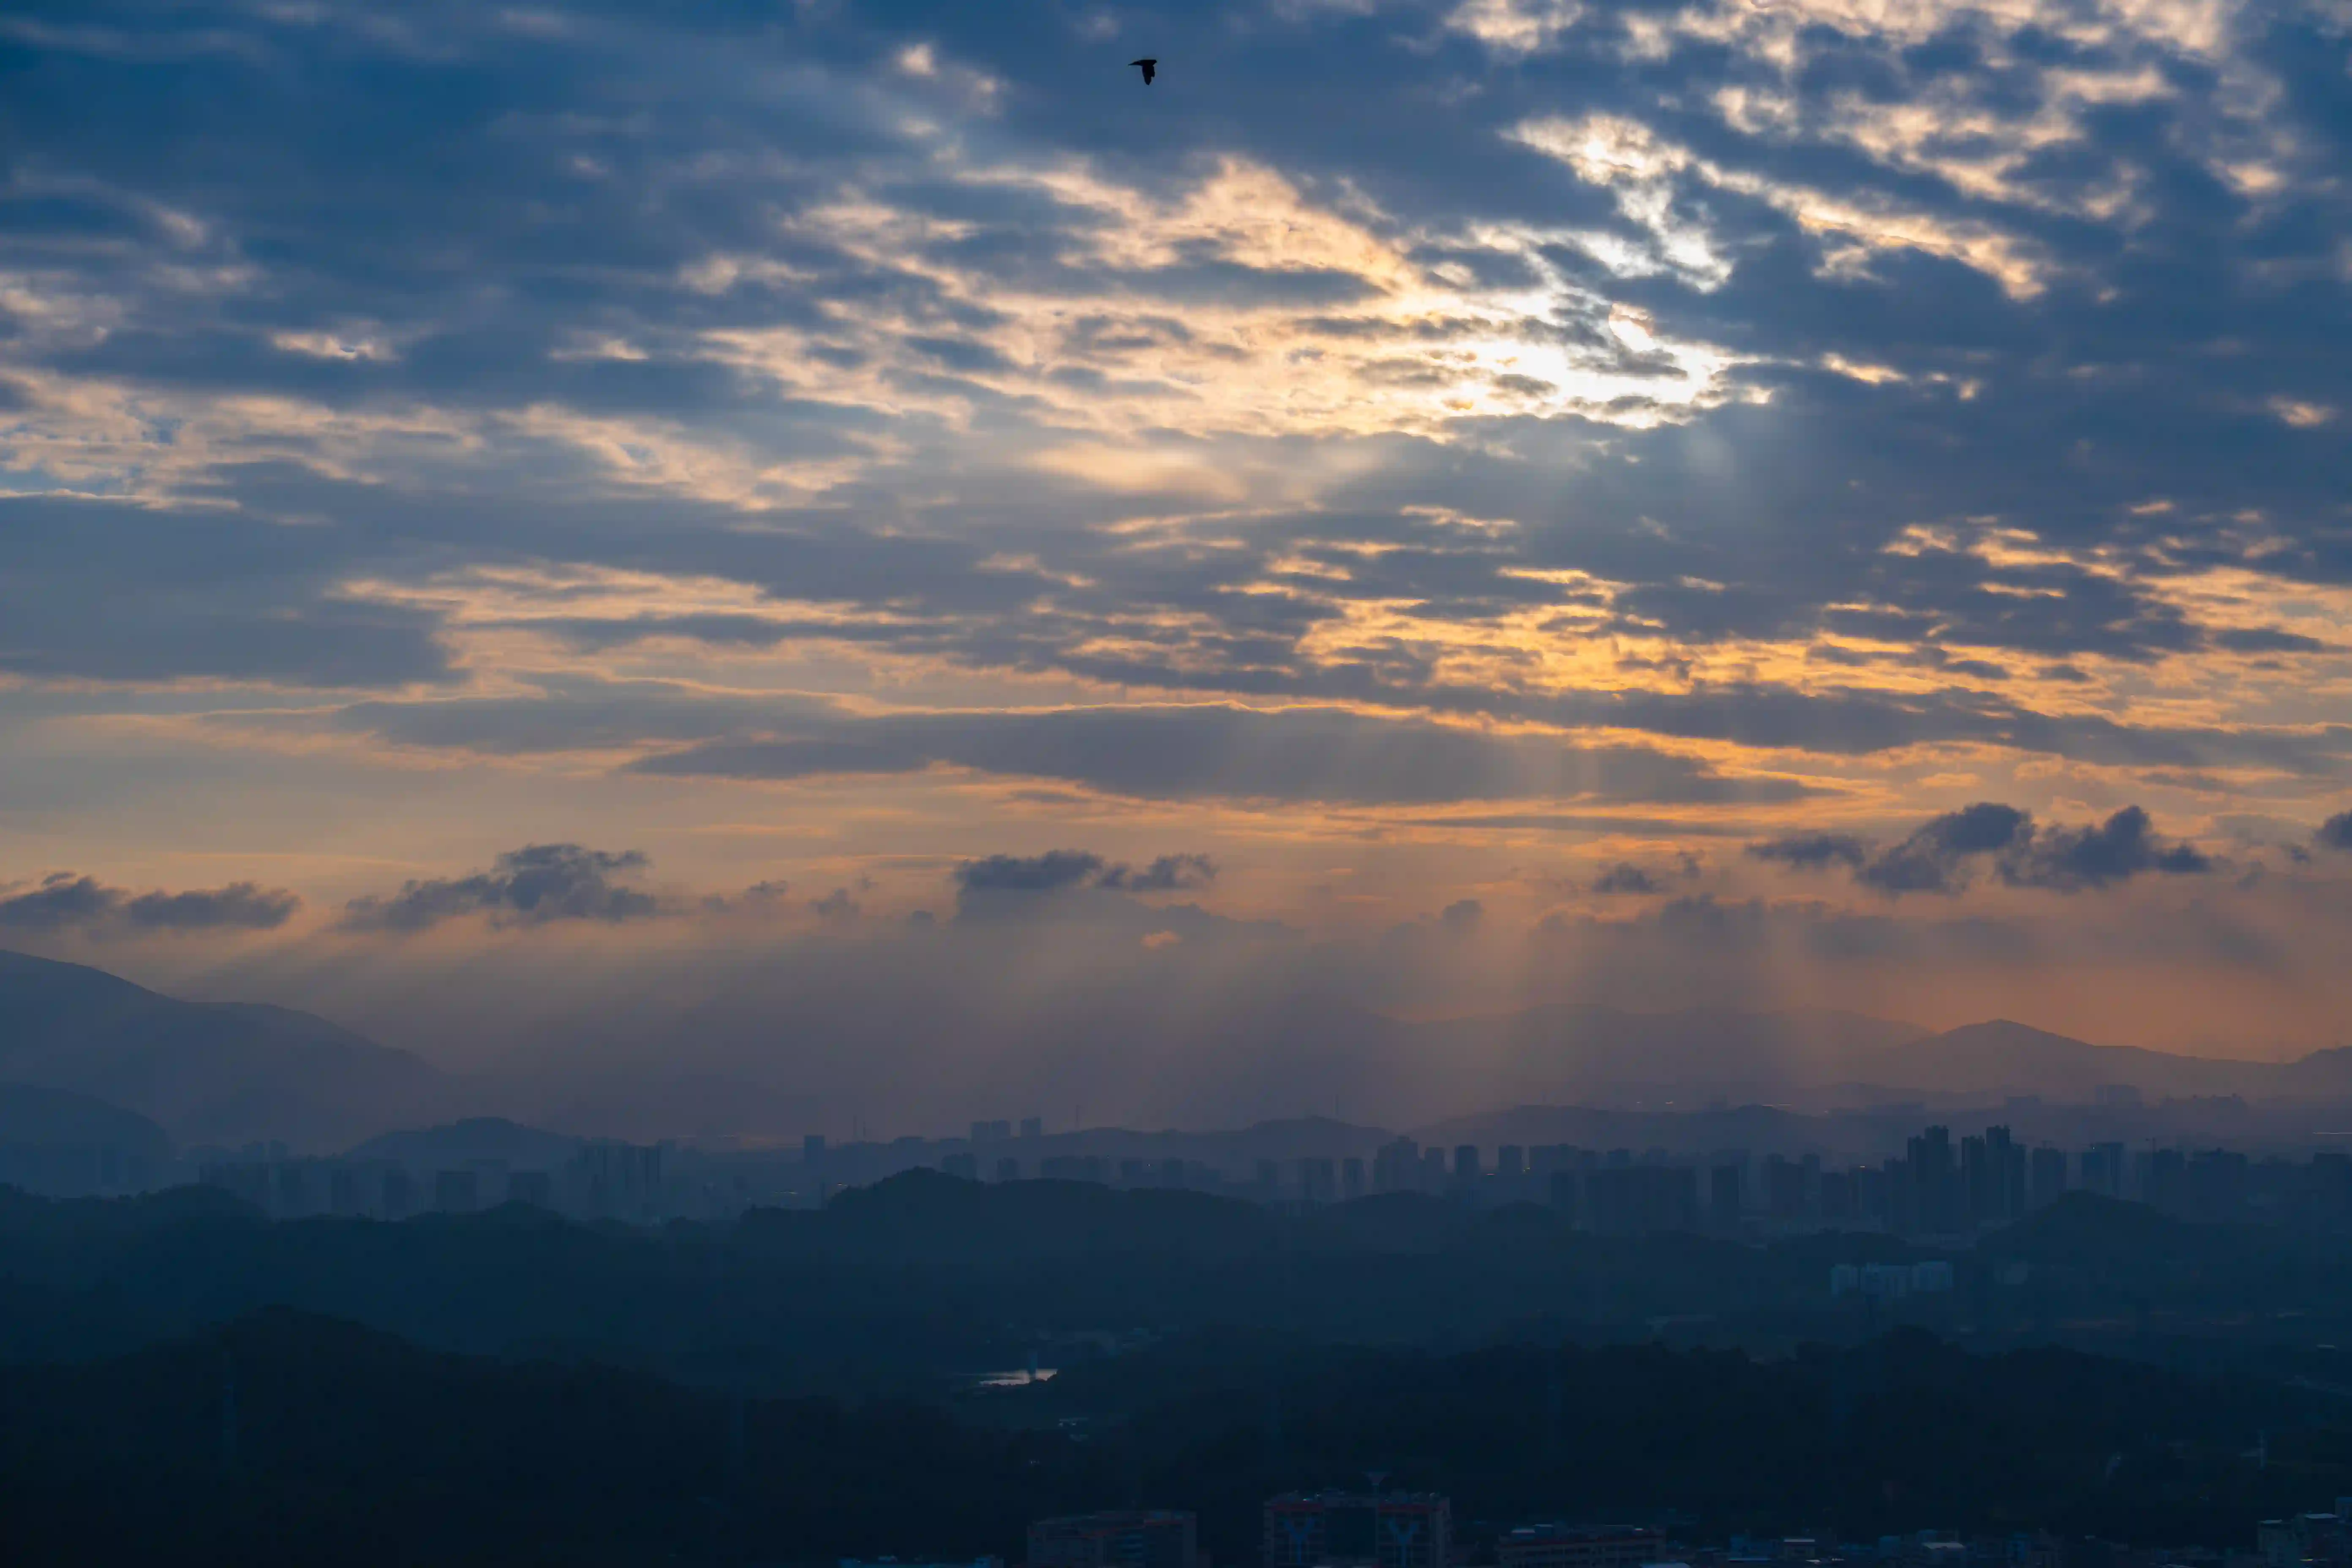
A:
[1130,58,1157,85]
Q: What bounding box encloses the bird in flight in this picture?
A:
[1130,57,1157,85]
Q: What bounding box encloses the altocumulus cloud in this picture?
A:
[1753,805,2214,898]
[1591,863,1664,896]
[0,874,300,936]
[952,849,1218,916]
[339,845,661,933]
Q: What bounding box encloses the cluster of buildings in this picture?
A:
[850,1494,2352,1568]
[196,1139,662,1222]
[64,1108,2352,1241]
[893,1123,2352,1241]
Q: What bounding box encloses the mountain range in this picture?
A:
[0,950,448,1150]
[4,947,2352,1151]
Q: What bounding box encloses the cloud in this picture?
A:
[810,887,862,926]
[1843,803,2213,897]
[0,874,299,936]
[1438,898,1485,936]
[1591,863,1663,896]
[951,849,1219,915]
[3,0,2351,1017]
[1101,854,1219,893]
[2001,806,2212,892]
[1857,804,2034,896]
[2320,812,2352,853]
[953,851,1108,896]
[339,845,660,933]
[627,702,1814,808]
[1747,833,1871,871]
[702,879,791,916]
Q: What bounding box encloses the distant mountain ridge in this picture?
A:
[1391,1009,2352,1113]
[0,1083,170,1158]
[4,949,2350,1152]
[0,949,448,1149]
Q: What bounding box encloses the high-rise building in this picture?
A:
[1709,1163,1742,1229]
[1965,1124,2025,1224]
[1583,1165,1699,1235]
[1453,1145,1481,1186]
[1264,1492,1451,1568]
[995,1157,1022,1183]
[942,1152,980,1180]
[1819,1168,1856,1222]
[1300,1157,1337,1204]
[1020,1116,1043,1139]
[1496,1145,1525,1181]
[1960,1133,1989,1225]
[1548,1169,1578,1222]
[1342,1157,1366,1201]
[1420,1146,1448,1192]
[382,1166,414,1219]
[1042,1155,1108,1184]
[1372,1138,1419,1193]
[1029,1511,1199,1568]
[1907,1125,1958,1232]
[572,1141,662,1218]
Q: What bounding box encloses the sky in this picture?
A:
[3,0,2352,1114]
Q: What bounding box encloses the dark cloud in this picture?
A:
[1746,833,1872,871]
[951,849,1218,914]
[810,888,862,926]
[339,845,659,933]
[2001,806,2212,892]
[953,851,1108,896]
[627,701,1813,807]
[0,874,299,936]
[1841,803,2214,897]
[2320,812,2352,852]
[1590,863,1662,896]
[702,879,791,916]
[1857,803,2034,896]
[1102,854,1220,893]
[1438,898,1484,936]
[0,497,454,690]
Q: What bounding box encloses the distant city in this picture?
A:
[0,1109,2328,1246]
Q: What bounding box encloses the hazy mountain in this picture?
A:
[0,1083,171,1160]
[1868,1019,2256,1101]
[1396,1010,2333,1111]
[0,950,447,1150]
[3,948,2343,1154]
